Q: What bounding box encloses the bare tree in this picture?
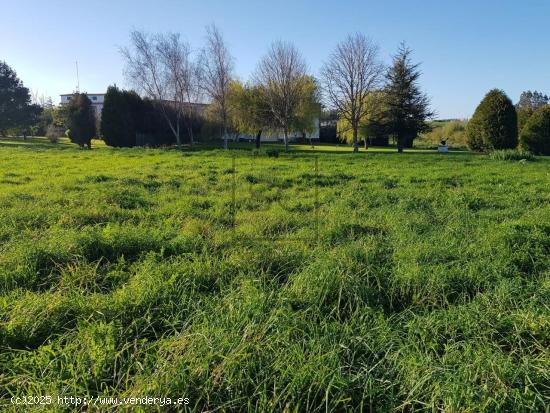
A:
[254,41,309,152]
[199,24,234,149]
[157,33,201,147]
[121,30,200,148]
[321,33,384,152]
[30,89,49,107]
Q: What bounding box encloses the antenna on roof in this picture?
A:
[75,61,80,93]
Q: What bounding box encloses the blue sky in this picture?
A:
[3,0,550,118]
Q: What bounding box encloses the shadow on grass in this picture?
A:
[187,141,474,155]
[0,137,109,151]
[1,137,478,157]
[287,147,475,156]
[0,141,71,151]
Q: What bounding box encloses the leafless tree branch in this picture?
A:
[253,41,308,151]
[121,30,201,147]
[320,33,384,151]
[199,24,234,148]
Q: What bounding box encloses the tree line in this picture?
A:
[1,26,549,155]
[103,29,433,152]
[0,30,442,152]
[465,89,550,155]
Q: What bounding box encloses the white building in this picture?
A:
[60,93,105,120]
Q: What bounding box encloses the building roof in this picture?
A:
[60,93,105,96]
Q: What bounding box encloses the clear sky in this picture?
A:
[2,0,550,119]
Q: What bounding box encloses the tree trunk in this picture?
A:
[255,129,262,149]
[222,111,228,149]
[160,104,180,149]
[284,129,289,152]
[397,136,403,153]
[187,124,193,148]
[223,126,228,149]
[175,123,181,150]
[364,138,368,150]
[397,134,406,152]
[352,127,359,153]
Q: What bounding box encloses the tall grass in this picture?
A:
[0,139,549,411]
[488,149,537,161]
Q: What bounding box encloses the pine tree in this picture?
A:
[0,61,41,136]
[67,93,96,148]
[101,86,142,147]
[384,43,433,152]
[517,90,549,111]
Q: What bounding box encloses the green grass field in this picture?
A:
[0,138,549,412]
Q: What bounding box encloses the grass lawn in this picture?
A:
[0,138,549,411]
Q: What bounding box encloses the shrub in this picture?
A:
[519,105,550,155]
[466,89,518,151]
[488,149,535,161]
[517,106,534,134]
[45,124,60,144]
[266,148,280,158]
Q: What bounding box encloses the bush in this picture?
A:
[45,125,60,144]
[519,105,550,155]
[266,148,280,158]
[466,89,518,151]
[517,106,534,134]
[488,149,535,161]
